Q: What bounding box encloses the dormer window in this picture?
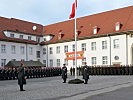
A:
[36,37,40,43]
[10,33,14,38]
[58,31,64,40]
[19,35,23,39]
[115,22,121,31]
[28,36,32,40]
[93,26,98,34]
[44,38,46,41]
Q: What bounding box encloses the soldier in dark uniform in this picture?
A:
[70,67,72,76]
[82,62,89,84]
[62,64,67,83]
[18,62,26,91]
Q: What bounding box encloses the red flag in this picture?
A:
[69,0,77,19]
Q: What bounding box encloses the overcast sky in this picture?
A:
[0,0,132,25]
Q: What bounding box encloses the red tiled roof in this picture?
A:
[0,17,43,44]
[0,6,133,45]
[43,6,133,44]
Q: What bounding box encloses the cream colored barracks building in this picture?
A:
[0,6,133,70]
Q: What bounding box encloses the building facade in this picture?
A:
[0,6,133,70]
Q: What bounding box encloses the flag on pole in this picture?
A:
[69,0,77,19]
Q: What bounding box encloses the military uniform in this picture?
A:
[82,63,89,84]
[18,63,26,91]
[62,64,67,83]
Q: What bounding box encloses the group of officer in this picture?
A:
[89,65,133,75]
[64,63,133,84]
[1,64,133,82]
[0,67,62,81]
[69,65,133,76]
[62,62,90,84]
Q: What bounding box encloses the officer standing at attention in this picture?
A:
[62,64,67,83]
[82,62,89,84]
[18,62,26,91]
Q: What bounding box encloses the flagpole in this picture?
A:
[74,0,77,79]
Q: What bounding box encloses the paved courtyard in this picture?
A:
[0,75,133,100]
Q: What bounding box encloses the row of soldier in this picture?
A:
[0,67,62,80]
[1,65,133,81]
[70,65,133,76]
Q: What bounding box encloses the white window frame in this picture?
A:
[72,44,75,52]
[57,59,60,67]
[64,45,68,53]
[49,47,53,54]
[102,41,107,49]
[113,39,119,49]
[102,56,108,65]
[36,51,40,58]
[1,44,6,53]
[20,46,25,54]
[49,59,53,67]
[82,58,86,65]
[1,59,6,67]
[43,60,46,67]
[43,48,46,54]
[10,33,14,38]
[29,47,33,55]
[91,42,96,51]
[64,59,68,66]
[73,60,75,66]
[19,35,23,39]
[28,36,32,40]
[56,46,60,54]
[81,43,86,51]
[91,57,96,65]
[11,45,16,54]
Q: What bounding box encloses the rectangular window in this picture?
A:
[57,59,60,67]
[64,59,68,66]
[43,48,46,54]
[114,39,119,48]
[19,35,23,39]
[56,46,60,54]
[10,33,14,38]
[29,47,33,55]
[73,60,75,66]
[43,60,46,67]
[1,44,6,53]
[49,47,53,54]
[82,58,86,65]
[50,59,53,67]
[11,45,16,54]
[36,37,40,43]
[64,45,68,53]
[72,44,75,52]
[81,43,86,51]
[20,46,24,54]
[36,51,40,58]
[102,56,108,65]
[91,57,96,65]
[1,59,6,67]
[91,42,96,51]
[28,36,32,40]
[102,41,107,49]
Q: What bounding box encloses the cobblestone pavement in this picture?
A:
[0,76,133,100]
